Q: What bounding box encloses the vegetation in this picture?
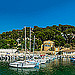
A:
[0,24,75,51]
[64,44,71,48]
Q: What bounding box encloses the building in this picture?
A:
[40,40,60,55]
[40,40,75,55]
[41,40,55,51]
[62,49,75,56]
[0,49,17,54]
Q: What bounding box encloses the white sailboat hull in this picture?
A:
[9,64,35,68]
[9,61,36,68]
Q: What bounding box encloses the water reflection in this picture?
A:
[9,67,39,75]
[0,58,75,75]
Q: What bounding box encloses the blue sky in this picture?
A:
[0,0,75,33]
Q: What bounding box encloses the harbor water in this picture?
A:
[0,58,75,75]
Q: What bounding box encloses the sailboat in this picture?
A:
[9,26,36,68]
[29,34,46,64]
[25,27,40,66]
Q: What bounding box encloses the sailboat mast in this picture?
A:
[25,26,26,61]
[29,27,31,60]
[33,35,35,60]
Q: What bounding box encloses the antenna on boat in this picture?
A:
[33,35,35,60]
[29,27,31,60]
[25,26,26,62]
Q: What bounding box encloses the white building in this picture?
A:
[0,49,17,54]
[62,49,75,55]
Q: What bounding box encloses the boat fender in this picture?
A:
[17,64,18,67]
[36,62,39,66]
[22,63,23,67]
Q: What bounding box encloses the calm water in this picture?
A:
[0,58,75,75]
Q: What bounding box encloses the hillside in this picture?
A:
[0,24,75,51]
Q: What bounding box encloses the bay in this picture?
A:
[0,58,75,75]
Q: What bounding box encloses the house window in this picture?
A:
[49,42,50,44]
[44,45,47,47]
[47,45,50,47]
[56,48,58,51]
[68,52,71,54]
[48,45,50,47]
[53,51,54,54]
[56,52,57,54]
[52,42,54,43]
[51,45,53,47]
